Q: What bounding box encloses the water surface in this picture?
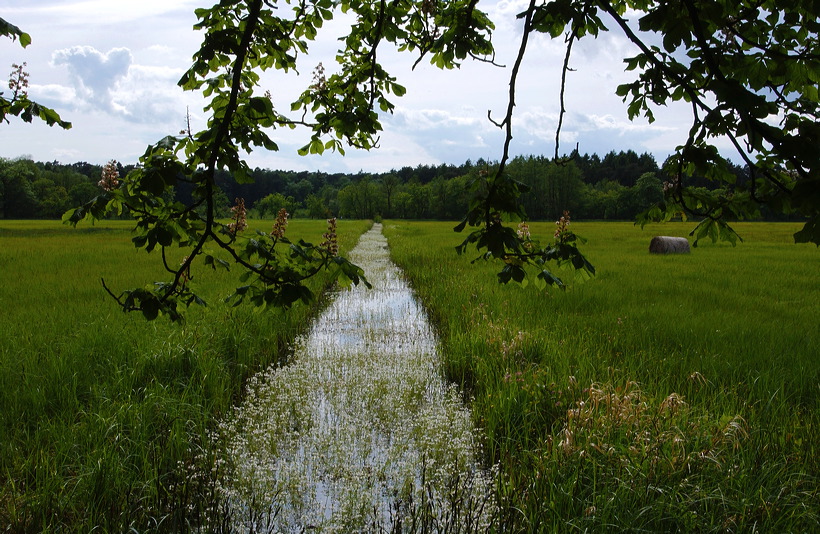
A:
[217,223,496,532]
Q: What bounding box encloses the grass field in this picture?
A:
[0,218,371,532]
[1,218,817,532]
[384,220,819,533]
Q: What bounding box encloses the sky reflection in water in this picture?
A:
[217,224,496,532]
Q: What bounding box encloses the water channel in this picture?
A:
[216,223,496,532]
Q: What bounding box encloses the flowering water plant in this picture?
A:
[214,225,497,531]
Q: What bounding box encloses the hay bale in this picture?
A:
[649,236,690,254]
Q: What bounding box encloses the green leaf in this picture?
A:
[141,170,166,196]
[156,226,174,247]
[140,296,160,320]
[0,17,30,46]
[538,270,565,289]
[793,215,820,246]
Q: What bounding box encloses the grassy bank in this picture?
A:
[0,218,371,532]
[384,220,819,532]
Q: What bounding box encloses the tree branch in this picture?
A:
[555,26,580,160]
[162,0,264,304]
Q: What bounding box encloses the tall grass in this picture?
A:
[384,220,819,533]
[0,218,370,532]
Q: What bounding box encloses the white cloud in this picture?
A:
[580,113,675,135]
[250,128,443,174]
[110,65,193,125]
[51,147,83,161]
[28,83,77,106]
[518,108,559,141]
[51,46,133,112]
[394,108,485,131]
[48,46,194,126]
[487,0,534,32]
[384,107,503,163]
[5,0,201,26]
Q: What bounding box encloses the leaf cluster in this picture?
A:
[455,168,595,289]
[226,233,368,309]
[499,0,819,246]
[59,0,505,320]
[62,0,388,320]
[598,0,819,245]
[0,17,30,47]
[0,18,71,129]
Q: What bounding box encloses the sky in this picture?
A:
[1,0,698,173]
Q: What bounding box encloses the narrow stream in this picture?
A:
[216,223,496,532]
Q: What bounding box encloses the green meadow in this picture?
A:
[0,219,817,532]
[385,220,818,533]
[0,219,370,531]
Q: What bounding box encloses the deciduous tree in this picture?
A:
[0,158,38,218]
[255,192,298,218]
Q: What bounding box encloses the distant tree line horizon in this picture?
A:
[0,149,802,223]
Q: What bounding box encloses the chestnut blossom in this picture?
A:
[179,256,191,284]
[516,222,531,240]
[271,208,288,239]
[98,160,120,191]
[554,210,571,241]
[8,63,29,98]
[227,198,247,235]
[320,217,338,256]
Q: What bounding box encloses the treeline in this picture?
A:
[1,150,788,221]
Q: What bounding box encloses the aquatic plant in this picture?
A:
[215,224,497,532]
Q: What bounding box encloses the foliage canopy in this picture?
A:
[51,0,819,318]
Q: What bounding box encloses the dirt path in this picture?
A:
[216,223,495,532]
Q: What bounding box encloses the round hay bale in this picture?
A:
[649,236,690,254]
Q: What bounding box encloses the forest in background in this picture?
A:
[0,149,793,222]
